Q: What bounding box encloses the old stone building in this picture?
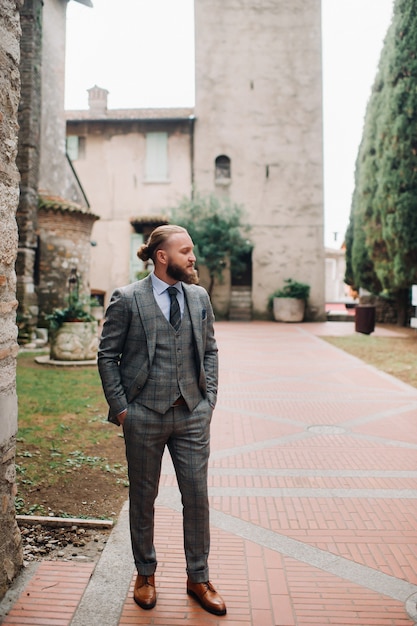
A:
[67,0,325,320]
[17,0,97,341]
[0,0,24,599]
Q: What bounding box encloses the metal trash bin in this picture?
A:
[355,305,376,335]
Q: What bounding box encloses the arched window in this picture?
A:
[215,154,231,181]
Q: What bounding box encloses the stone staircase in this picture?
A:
[229,286,252,321]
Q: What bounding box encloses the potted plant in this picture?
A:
[268,278,310,322]
[46,297,96,330]
[46,270,98,361]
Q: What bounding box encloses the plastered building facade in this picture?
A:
[67,89,194,302]
[67,0,325,319]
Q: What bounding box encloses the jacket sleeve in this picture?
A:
[202,292,218,408]
[97,288,131,424]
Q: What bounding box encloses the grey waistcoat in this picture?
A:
[136,299,203,414]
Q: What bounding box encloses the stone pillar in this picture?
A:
[16,0,43,342]
[37,204,99,322]
[0,0,24,600]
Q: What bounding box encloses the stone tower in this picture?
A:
[193,0,325,319]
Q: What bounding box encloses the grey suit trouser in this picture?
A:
[123,398,212,583]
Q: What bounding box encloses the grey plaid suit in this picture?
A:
[98,274,218,582]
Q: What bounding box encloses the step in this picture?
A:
[326,311,355,322]
[229,308,252,321]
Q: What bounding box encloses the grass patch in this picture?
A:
[16,353,111,481]
[322,334,417,389]
[16,353,127,518]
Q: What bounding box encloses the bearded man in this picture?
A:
[98,225,226,616]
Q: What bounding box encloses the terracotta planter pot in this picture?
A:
[50,321,99,361]
[273,297,305,322]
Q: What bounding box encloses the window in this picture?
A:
[145,132,168,182]
[215,154,231,181]
[66,136,86,161]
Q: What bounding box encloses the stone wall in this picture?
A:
[16,0,94,340]
[15,0,43,342]
[0,0,24,599]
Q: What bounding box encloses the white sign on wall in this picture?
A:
[412,285,417,306]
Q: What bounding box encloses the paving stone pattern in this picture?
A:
[2,322,417,625]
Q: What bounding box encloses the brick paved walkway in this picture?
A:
[2,321,417,625]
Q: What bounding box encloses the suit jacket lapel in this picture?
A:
[183,284,204,362]
[133,275,157,361]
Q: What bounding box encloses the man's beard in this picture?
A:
[167,261,199,285]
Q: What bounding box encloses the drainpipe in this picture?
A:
[188,115,196,200]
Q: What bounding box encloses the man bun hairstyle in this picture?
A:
[137,224,187,262]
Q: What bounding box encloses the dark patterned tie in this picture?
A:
[167,286,181,331]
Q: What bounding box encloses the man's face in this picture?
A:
[165,232,199,284]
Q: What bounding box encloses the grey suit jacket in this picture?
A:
[98,274,218,424]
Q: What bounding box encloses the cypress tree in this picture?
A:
[369,0,417,308]
[345,63,385,295]
[346,0,417,323]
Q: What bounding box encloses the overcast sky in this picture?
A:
[65,0,395,249]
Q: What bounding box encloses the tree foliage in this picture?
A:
[345,0,417,322]
[171,193,252,295]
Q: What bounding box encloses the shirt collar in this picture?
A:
[151,272,183,296]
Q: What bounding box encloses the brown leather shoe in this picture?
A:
[133,574,156,610]
[187,579,226,615]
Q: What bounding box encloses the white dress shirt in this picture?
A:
[150,272,184,322]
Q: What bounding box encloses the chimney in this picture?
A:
[87,85,109,113]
